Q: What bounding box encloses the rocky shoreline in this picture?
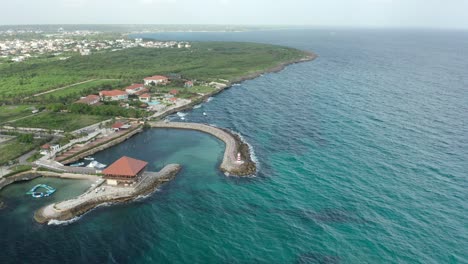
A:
[34,164,181,224]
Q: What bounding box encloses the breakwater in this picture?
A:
[150,122,256,176]
[34,164,181,224]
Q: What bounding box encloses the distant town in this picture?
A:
[0,28,191,62]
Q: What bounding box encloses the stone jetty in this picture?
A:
[34,164,181,224]
[150,121,256,176]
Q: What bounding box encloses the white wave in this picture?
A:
[47,202,113,226]
[176,112,187,117]
[193,104,202,109]
[206,97,214,103]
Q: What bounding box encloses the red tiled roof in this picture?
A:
[144,75,168,81]
[112,122,124,129]
[139,93,151,98]
[76,94,100,104]
[100,90,127,97]
[169,89,178,95]
[41,144,51,149]
[125,84,144,91]
[103,156,148,177]
[169,97,177,102]
[134,88,149,96]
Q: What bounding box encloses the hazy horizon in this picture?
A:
[1,0,468,30]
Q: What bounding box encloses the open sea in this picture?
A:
[1,29,467,263]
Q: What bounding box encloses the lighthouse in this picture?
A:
[237,152,241,162]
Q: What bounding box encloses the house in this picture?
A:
[125,84,145,94]
[99,90,128,101]
[184,81,194,88]
[102,156,148,185]
[169,89,178,95]
[144,75,168,86]
[168,97,178,103]
[40,144,60,155]
[134,87,149,96]
[139,93,151,103]
[75,94,100,105]
[112,122,132,132]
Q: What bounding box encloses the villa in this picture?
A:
[184,81,194,88]
[75,94,100,105]
[125,84,145,94]
[99,90,128,101]
[144,75,168,86]
[102,156,148,186]
[139,93,151,102]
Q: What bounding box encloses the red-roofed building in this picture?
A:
[99,90,128,101]
[138,93,151,102]
[125,84,145,94]
[169,89,178,95]
[169,97,177,103]
[112,122,131,131]
[184,81,194,88]
[134,87,149,96]
[102,156,148,185]
[75,95,100,105]
[144,75,168,86]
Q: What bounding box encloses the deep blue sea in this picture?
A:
[1,29,467,263]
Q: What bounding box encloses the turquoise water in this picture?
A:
[147,101,160,106]
[1,29,468,263]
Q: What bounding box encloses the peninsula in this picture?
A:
[0,32,316,223]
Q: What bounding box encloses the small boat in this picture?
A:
[176,112,187,117]
[70,162,85,167]
[180,117,185,120]
[203,112,207,116]
[87,160,107,169]
[84,156,94,161]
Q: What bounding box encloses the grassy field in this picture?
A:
[0,139,43,165]
[0,42,308,100]
[0,105,36,124]
[10,112,109,132]
[34,79,123,100]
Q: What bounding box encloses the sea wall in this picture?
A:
[150,122,256,176]
[59,127,143,165]
[34,164,181,224]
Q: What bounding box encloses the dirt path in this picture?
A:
[27,79,120,98]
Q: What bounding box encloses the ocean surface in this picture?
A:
[1,29,467,263]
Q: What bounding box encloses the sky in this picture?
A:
[1,0,468,29]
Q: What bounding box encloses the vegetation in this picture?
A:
[0,136,48,165]
[0,105,37,123]
[0,42,307,101]
[30,79,124,103]
[3,165,33,178]
[10,112,109,132]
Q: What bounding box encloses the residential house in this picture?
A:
[139,93,151,103]
[99,90,128,101]
[144,75,169,86]
[125,84,145,94]
[75,94,100,105]
[169,89,179,96]
[184,81,194,88]
[112,122,131,132]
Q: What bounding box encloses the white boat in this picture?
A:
[203,112,207,116]
[180,117,185,120]
[84,156,94,161]
[70,162,84,167]
[87,160,107,169]
[176,112,187,117]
